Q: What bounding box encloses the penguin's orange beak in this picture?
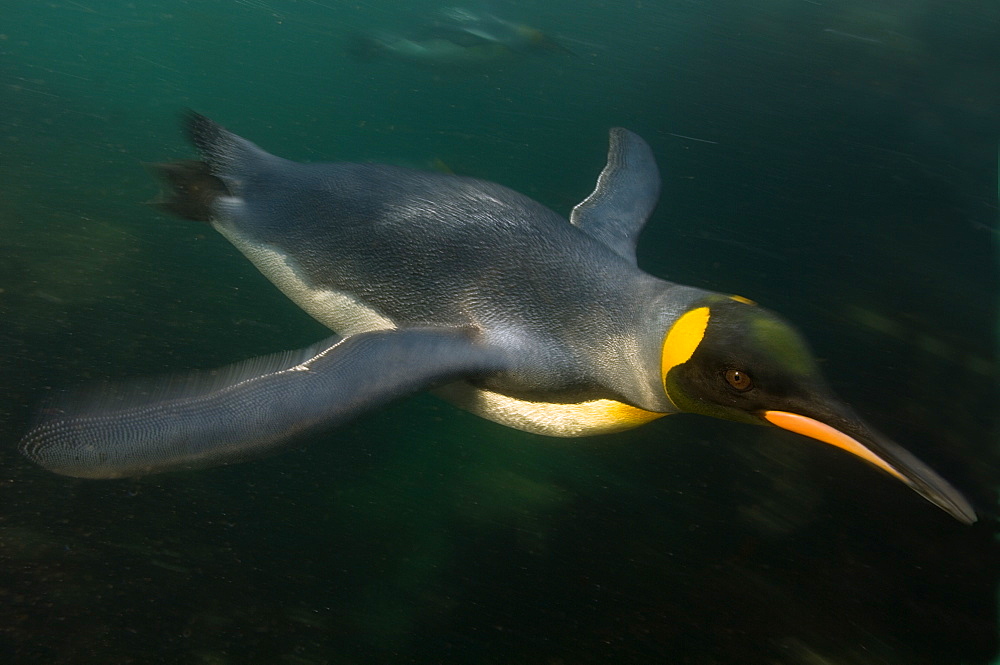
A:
[763,409,976,524]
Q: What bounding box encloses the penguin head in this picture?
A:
[660,295,976,524]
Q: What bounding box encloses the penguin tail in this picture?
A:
[146,159,227,222]
[148,111,281,221]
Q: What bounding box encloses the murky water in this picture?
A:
[1,1,997,663]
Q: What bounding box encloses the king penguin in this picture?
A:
[348,7,569,66]
[18,113,976,524]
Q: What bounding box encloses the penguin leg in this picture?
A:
[20,328,508,479]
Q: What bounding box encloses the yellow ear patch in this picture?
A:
[661,306,710,384]
[730,295,756,305]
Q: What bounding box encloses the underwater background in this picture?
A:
[1,0,997,663]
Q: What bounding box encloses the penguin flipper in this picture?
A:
[570,128,660,264]
[19,328,507,479]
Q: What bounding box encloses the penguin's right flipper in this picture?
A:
[19,328,508,479]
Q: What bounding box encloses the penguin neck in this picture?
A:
[617,278,716,414]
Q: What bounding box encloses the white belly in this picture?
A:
[216,222,396,335]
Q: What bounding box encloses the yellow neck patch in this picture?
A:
[661,306,710,385]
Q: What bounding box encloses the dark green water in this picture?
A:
[1,1,998,663]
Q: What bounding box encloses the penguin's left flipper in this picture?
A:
[570,128,661,264]
[19,328,508,479]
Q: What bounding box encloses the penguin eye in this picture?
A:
[724,369,753,391]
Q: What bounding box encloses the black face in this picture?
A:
[664,298,828,424]
[661,296,976,524]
